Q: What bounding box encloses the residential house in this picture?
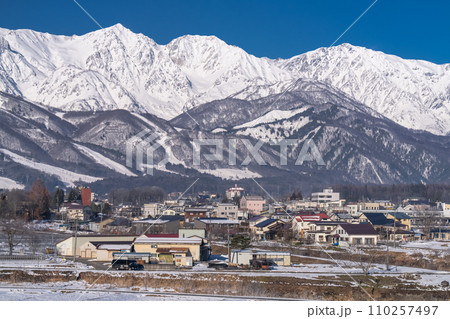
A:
[194,218,240,239]
[213,203,239,219]
[116,202,142,217]
[330,212,355,223]
[132,215,182,234]
[361,212,409,238]
[63,203,93,221]
[292,213,329,238]
[251,218,285,241]
[184,207,211,223]
[305,221,344,243]
[385,212,412,230]
[88,217,115,233]
[331,223,379,245]
[248,215,267,228]
[430,229,450,241]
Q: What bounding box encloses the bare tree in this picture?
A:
[0,219,25,255]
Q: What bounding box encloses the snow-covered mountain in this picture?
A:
[0,24,449,135]
[0,84,449,192]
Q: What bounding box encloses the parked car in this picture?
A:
[129,262,144,270]
[112,259,143,270]
[208,260,228,269]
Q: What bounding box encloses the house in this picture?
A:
[345,203,363,215]
[194,218,240,239]
[88,218,115,233]
[251,218,285,241]
[330,212,355,223]
[430,229,450,241]
[230,250,291,266]
[387,229,416,241]
[240,196,265,215]
[62,203,93,221]
[362,202,381,210]
[184,207,211,223]
[305,221,344,243]
[361,212,409,237]
[385,212,412,230]
[213,203,240,219]
[132,235,210,262]
[248,215,267,227]
[104,218,132,233]
[292,213,329,238]
[331,223,378,245]
[132,216,181,234]
[116,202,141,217]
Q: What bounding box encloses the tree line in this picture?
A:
[331,183,450,203]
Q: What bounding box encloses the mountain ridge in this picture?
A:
[0,24,448,134]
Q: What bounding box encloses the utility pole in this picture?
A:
[72,219,78,263]
[227,223,231,264]
[393,215,397,247]
[386,228,390,271]
[100,202,104,234]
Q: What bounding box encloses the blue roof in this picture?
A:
[364,213,395,226]
[388,212,411,219]
[249,215,265,222]
[254,218,279,228]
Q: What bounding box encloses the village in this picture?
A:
[0,182,449,300]
[16,184,449,269]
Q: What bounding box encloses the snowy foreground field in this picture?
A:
[0,240,448,301]
[0,283,255,301]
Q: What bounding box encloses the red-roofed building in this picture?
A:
[292,213,330,238]
[145,234,179,238]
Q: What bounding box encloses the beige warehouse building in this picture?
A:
[56,235,137,257]
[133,235,209,261]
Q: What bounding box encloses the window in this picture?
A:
[354,238,362,245]
[365,238,373,245]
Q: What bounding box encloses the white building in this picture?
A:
[330,223,378,245]
[226,184,245,199]
[142,203,162,218]
[213,203,246,220]
[311,188,340,203]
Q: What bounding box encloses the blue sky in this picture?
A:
[0,0,449,63]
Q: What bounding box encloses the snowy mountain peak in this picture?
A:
[0,25,448,135]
